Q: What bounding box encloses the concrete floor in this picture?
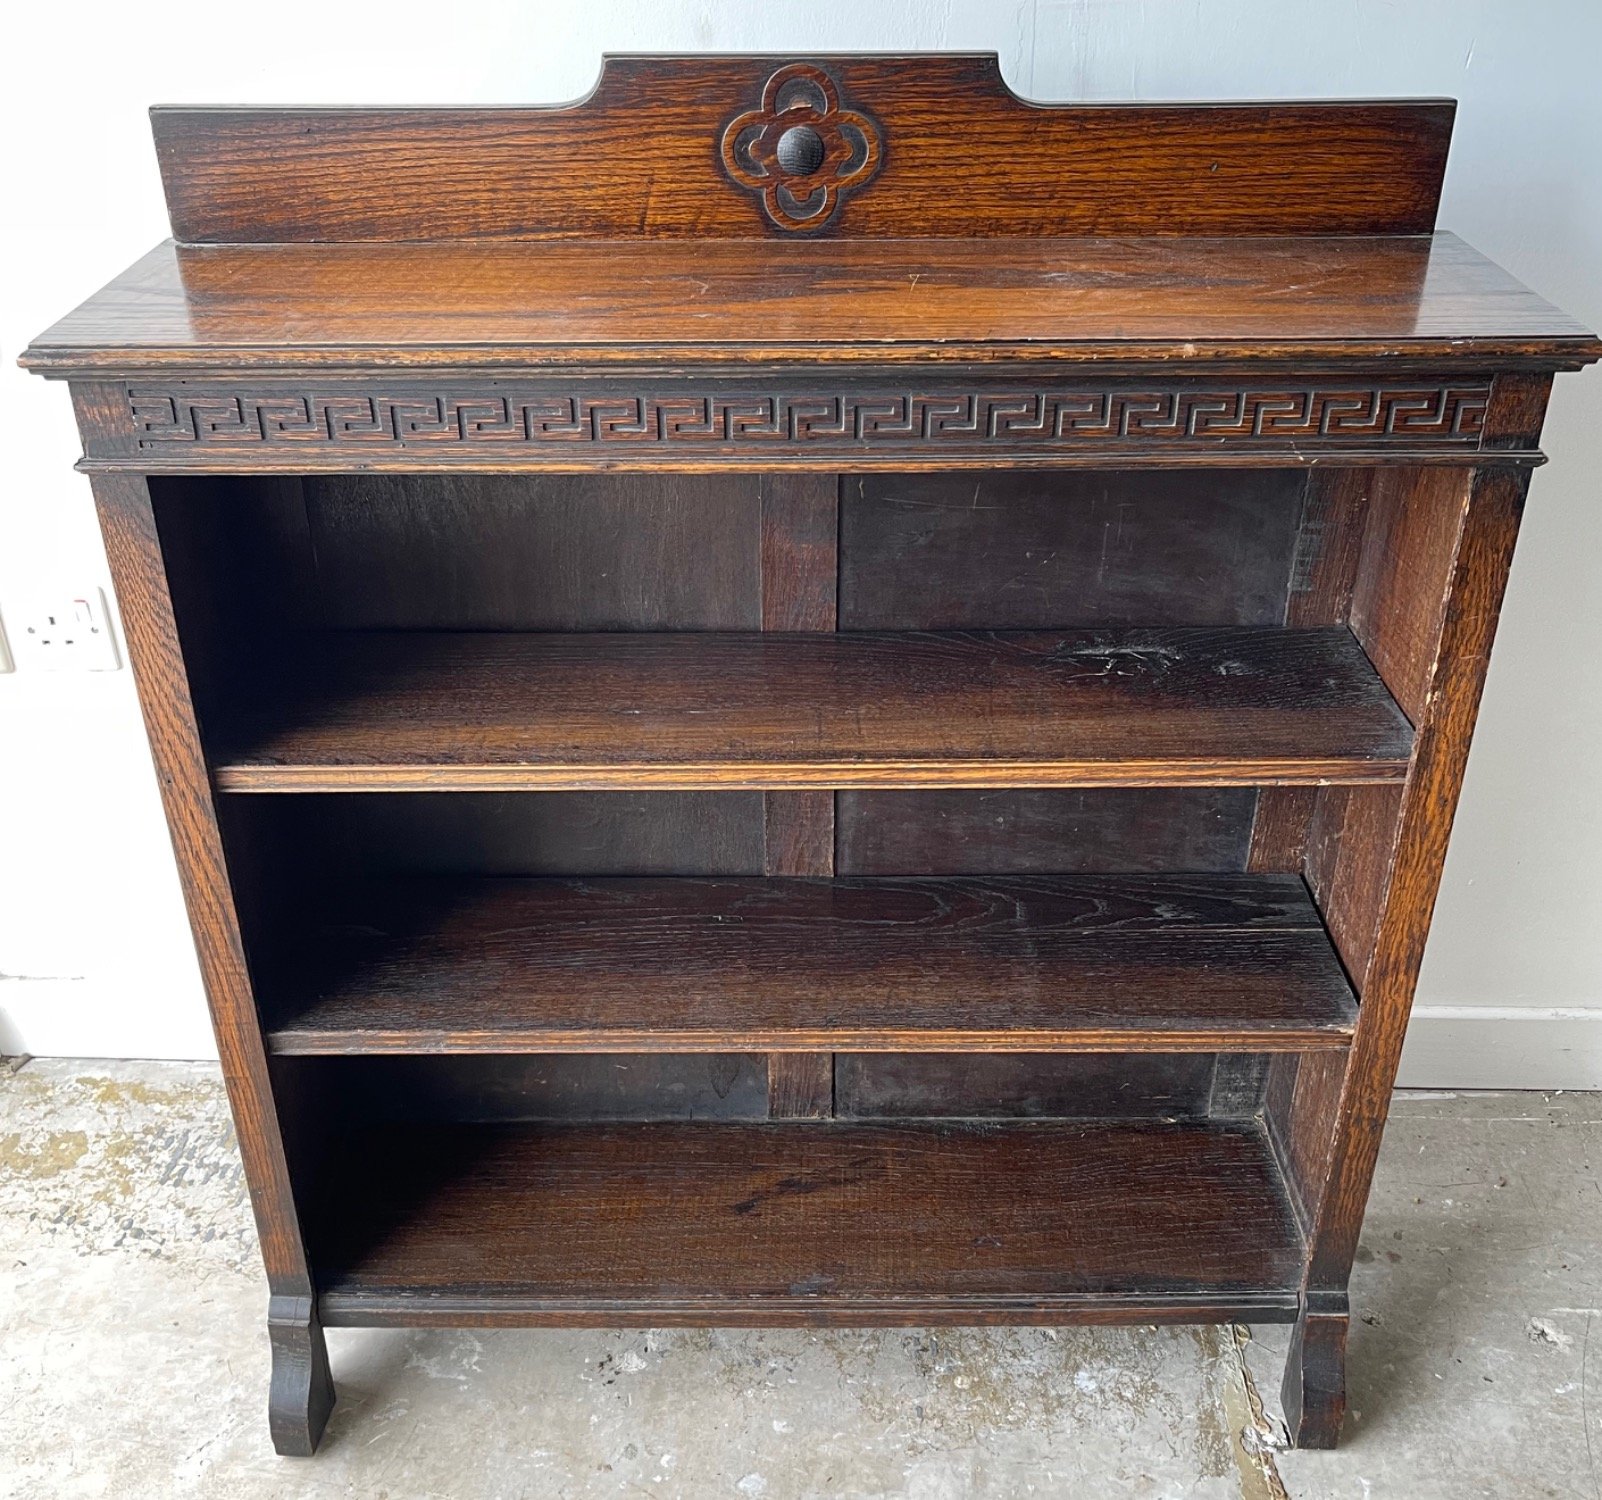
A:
[0,1060,1596,1499]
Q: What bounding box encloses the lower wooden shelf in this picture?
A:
[311,1119,1304,1327]
[261,873,1358,1054]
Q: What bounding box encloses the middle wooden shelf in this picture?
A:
[259,872,1358,1055]
[209,625,1413,792]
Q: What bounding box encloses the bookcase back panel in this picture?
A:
[267,792,766,878]
[841,469,1307,629]
[156,467,1325,642]
[299,1053,1222,1125]
[838,789,1256,875]
[835,1053,1219,1120]
[301,1055,772,1125]
[150,472,765,639]
[291,473,764,631]
[246,787,1259,883]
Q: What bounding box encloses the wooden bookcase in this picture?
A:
[23,55,1598,1455]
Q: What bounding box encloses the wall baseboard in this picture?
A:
[1397,1005,1602,1091]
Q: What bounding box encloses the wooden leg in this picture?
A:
[1282,1289,1348,1449]
[268,1294,335,1456]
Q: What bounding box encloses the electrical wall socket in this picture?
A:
[1,590,121,671]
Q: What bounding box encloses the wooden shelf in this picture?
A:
[311,1119,1304,1326]
[212,627,1413,792]
[263,873,1357,1055]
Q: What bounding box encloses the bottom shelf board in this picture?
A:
[312,1119,1304,1327]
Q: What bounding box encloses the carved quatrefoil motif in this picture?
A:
[720,63,884,232]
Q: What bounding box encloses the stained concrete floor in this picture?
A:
[0,1060,1597,1499]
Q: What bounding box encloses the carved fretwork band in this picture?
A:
[124,383,1490,455]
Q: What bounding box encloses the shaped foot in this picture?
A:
[268,1294,335,1456]
[1281,1289,1348,1449]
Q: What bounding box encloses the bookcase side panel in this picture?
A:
[1303,464,1530,1290]
[88,472,312,1295]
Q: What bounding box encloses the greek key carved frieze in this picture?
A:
[125,384,1490,453]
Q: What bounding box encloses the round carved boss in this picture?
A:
[719,63,884,232]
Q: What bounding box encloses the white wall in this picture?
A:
[3,0,1598,1083]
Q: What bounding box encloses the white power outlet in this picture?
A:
[2,590,121,671]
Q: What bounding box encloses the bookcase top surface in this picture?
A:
[23,231,1599,374]
[20,55,1600,374]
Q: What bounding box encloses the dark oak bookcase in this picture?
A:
[23,54,1598,1454]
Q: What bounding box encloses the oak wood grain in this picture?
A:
[1261,1051,1348,1238]
[760,475,838,632]
[151,57,1452,243]
[252,791,766,879]
[328,1054,771,1125]
[1248,467,1373,872]
[291,472,762,630]
[1304,783,1407,991]
[1304,467,1530,1289]
[841,469,1305,629]
[1483,372,1555,449]
[260,873,1357,1056]
[1282,1289,1350,1448]
[759,476,838,884]
[25,234,1601,375]
[209,626,1414,792]
[310,1118,1304,1323]
[91,475,311,1292]
[1246,789,1318,874]
[757,471,839,1113]
[835,1054,1218,1121]
[767,1056,835,1120]
[838,788,1256,876]
[267,1294,334,1456]
[1286,468,1374,627]
[1349,466,1471,723]
[763,796,834,878]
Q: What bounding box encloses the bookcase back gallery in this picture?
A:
[23,54,1599,1456]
